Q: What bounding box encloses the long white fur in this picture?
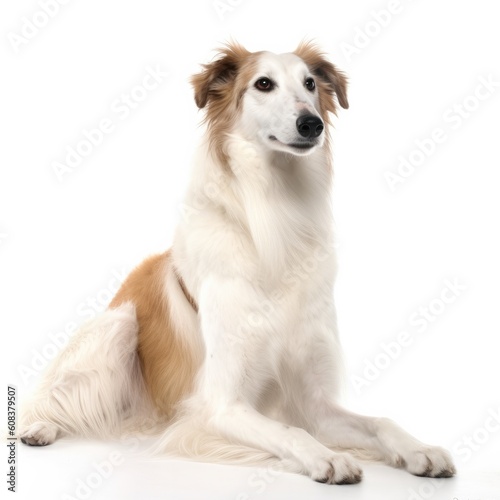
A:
[19,46,456,484]
[19,303,152,444]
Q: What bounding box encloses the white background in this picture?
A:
[1,0,500,499]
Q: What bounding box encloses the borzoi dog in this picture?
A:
[19,42,456,484]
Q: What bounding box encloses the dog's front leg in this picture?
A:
[195,275,363,484]
[312,403,456,478]
[296,299,456,478]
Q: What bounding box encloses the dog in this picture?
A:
[19,42,456,485]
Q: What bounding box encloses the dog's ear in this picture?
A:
[294,42,349,111]
[313,60,349,110]
[191,43,251,109]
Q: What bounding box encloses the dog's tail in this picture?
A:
[19,303,156,446]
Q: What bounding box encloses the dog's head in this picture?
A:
[191,42,348,164]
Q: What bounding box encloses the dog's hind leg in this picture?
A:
[19,303,145,446]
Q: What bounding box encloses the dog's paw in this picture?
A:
[404,446,456,478]
[19,421,58,446]
[309,453,363,485]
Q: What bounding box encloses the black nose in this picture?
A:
[296,115,324,139]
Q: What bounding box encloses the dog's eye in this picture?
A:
[255,78,274,91]
[305,78,316,91]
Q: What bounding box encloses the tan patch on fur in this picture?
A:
[294,41,349,114]
[191,43,260,169]
[294,41,349,174]
[109,251,198,417]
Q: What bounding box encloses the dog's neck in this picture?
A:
[179,133,335,287]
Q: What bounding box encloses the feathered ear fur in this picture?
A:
[294,41,349,112]
[190,43,256,167]
[191,43,252,109]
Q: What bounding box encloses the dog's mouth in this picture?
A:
[268,135,316,151]
[288,142,315,150]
